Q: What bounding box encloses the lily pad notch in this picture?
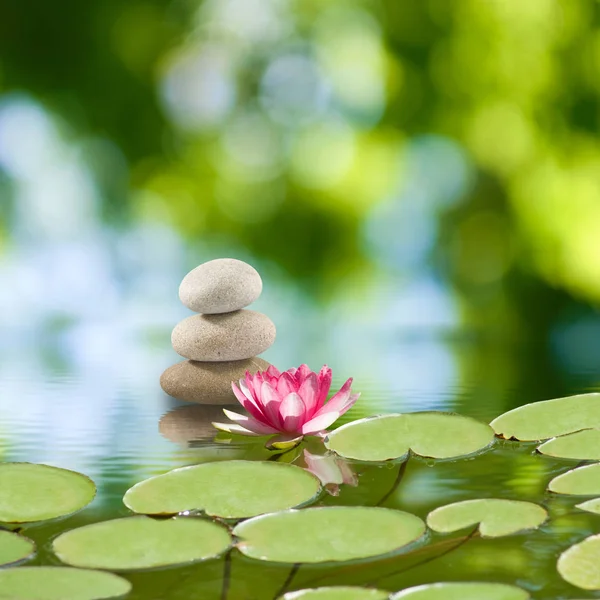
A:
[491,393,600,441]
[426,499,547,538]
[325,412,495,462]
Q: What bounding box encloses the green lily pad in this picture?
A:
[390,582,530,599]
[325,413,494,462]
[0,567,131,600]
[537,428,600,460]
[548,463,600,496]
[0,531,35,567]
[123,460,320,519]
[491,393,600,441]
[426,499,547,537]
[0,463,96,523]
[576,497,600,514]
[52,516,231,571]
[282,588,389,600]
[557,533,600,590]
[233,506,425,563]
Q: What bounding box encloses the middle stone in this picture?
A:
[171,309,276,361]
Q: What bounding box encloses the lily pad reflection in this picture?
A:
[234,506,426,563]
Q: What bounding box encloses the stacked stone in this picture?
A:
[160,258,275,404]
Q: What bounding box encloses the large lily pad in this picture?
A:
[0,567,131,600]
[233,506,425,563]
[557,533,600,590]
[548,463,600,496]
[537,429,600,460]
[0,463,96,523]
[282,588,389,600]
[0,531,35,567]
[390,582,530,599]
[491,393,600,441]
[325,413,494,462]
[52,516,231,570]
[124,460,320,519]
[426,499,547,537]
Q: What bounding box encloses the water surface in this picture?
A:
[1,330,598,599]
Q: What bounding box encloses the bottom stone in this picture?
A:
[160,357,270,404]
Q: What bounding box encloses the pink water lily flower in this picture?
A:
[213,364,359,442]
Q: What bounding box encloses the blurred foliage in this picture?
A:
[1,0,599,302]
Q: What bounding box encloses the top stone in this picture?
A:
[179,258,263,314]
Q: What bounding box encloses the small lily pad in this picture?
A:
[491,393,600,441]
[557,533,600,590]
[0,463,96,523]
[233,506,425,563]
[52,516,231,571]
[426,499,547,537]
[548,463,600,496]
[325,413,494,462]
[124,460,320,519]
[0,567,131,600]
[537,429,600,460]
[0,531,35,567]
[282,588,389,600]
[390,582,530,599]
[576,498,600,514]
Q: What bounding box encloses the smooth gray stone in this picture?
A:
[160,357,271,404]
[171,310,276,361]
[179,258,262,314]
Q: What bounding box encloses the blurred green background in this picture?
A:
[3,0,600,325]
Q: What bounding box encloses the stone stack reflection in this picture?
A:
[160,258,275,404]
